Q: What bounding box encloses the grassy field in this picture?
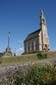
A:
[0,51,56,64]
[0,54,38,64]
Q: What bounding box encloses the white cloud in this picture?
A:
[16,47,24,55]
[19,48,24,51]
[18,40,23,43]
[14,40,24,55]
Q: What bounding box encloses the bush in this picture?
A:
[3,71,26,85]
[25,65,56,85]
[0,61,2,64]
[37,52,47,59]
[3,65,56,85]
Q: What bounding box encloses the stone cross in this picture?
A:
[8,32,10,48]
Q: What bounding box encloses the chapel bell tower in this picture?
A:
[40,10,49,51]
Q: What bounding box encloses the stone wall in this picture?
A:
[24,36,39,54]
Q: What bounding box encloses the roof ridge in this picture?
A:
[24,29,41,41]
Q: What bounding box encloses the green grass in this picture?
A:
[46,51,56,58]
[0,51,56,64]
[0,54,38,64]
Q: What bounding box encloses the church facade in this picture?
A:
[24,10,49,54]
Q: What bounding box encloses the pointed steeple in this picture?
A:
[40,9,44,16]
[40,10,49,51]
[40,9,46,25]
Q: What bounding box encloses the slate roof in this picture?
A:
[24,29,41,42]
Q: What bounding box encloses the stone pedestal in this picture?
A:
[4,47,12,56]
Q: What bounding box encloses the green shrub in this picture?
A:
[3,71,26,85]
[0,61,2,64]
[3,64,56,85]
[25,65,56,85]
[37,52,47,59]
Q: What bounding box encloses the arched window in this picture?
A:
[45,44,47,48]
[34,41,36,51]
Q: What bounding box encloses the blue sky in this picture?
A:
[0,0,56,55]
